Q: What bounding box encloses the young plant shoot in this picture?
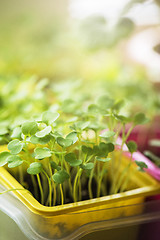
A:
[0,97,148,206]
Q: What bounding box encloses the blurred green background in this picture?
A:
[0,0,160,122]
[0,0,159,79]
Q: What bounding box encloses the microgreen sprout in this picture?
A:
[0,98,149,206]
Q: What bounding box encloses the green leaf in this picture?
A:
[0,128,8,135]
[99,142,114,156]
[133,113,149,125]
[66,116,78,123]
[30,135,51,145]
[127,141,137,154]
[34,147,52,160]
[66,132,78,144]
[106,143,115,152]
[112,99,125,111]
[22,121,38,136]
[97,95,114,109]
[65,153,82,167]
[8,139,23,154]
[88,104,100,114]
[50,161,61,170]
[75,121,90,131]
[88,122,100,130]
[52,170,70,184]
[98,142,107,157]
[135,161,148,172]
[42,111,59,125]
[61,99,77,113]
[0,152,11,167]
[80,162,94,170]
[82,145,88,154]
[35,126,52,138]
[99,131,115,138]
[114,114,130,123]
[57,137,73,148]
[95,157,111,162]
[11,127,22,139]
[7,155,23,168]
[93,145,99,155]
[27,162,43,175]
[82,145,93,156]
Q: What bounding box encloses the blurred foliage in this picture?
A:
[0,9,83,78]
[0,76,51,142]
[0,0,159,80]
[0,0,160,143]
[79,16,135,50]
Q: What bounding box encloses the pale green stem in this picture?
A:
[22,142,40,199]
[73,171,79,202]
[88,167,94,199]
[60,184,64,205]
[110,124,126,194]
[73,168,82,202]
[97,161,101,197]
[111,123,134,195]
[86,155,94,163]
[113,163,131,194]
[36,174,44,205]
[97,161,107,198]
[64,160,73,197]
[48,160,56,206]
[31,175,39,199]
[43,170,52,207]
[78,173,82,201]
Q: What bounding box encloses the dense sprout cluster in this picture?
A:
[0,95,148,206]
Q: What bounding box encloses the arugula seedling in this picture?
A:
[0,97,149,207]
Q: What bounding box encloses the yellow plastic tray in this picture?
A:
[0,145,160,239]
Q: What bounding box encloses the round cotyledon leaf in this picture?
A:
[0,152,11,167]
[7,155,23,168]
[42,111,59,125]
[95,157,111,162]
[99,131,115,138]
[127,141,137,154]
[27,162,43,175]
[133,113,149,126]
[65,153,82,167]
[80,162,94,170]
[34,147,52,160]
[8,139,23,155]
[57,137,73,148]
[22,121,38,136]
[35,126,52,138]
[30,135,51,145]
[66,132,78,144]
[52,170,70,184]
